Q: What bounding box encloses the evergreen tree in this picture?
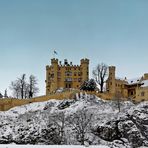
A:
[80,79,97,91]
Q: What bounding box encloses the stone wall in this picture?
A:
[0,91,77,111]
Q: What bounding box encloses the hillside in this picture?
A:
[0,93,148,148]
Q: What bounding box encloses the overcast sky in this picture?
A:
[0,0,148,96]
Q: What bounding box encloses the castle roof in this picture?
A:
[141,80,148,87]
[127,77,142,85]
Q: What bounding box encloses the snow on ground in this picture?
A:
[0,145,109,148]
[0,93,147,147]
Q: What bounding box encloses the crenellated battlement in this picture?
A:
[51,58,58,64]
[81,58,89,64]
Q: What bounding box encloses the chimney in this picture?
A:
[64,59,68,65]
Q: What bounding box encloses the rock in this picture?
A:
[94,120,121,141]
[110,139,131,148]
[118,120,145,147]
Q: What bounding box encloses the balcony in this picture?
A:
[65,78,72,82]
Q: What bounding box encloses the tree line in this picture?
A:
[10,74,39,99]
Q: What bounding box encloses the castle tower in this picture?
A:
[46,58,58,94]
[45,65,50,95]
[144,73,148,80]
[51,58,58,92]
[46,58,89,95]
[108,66,116,94]
[80,58,89,82]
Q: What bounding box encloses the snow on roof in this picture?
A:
[127,77,142,85]
[141,80,148,87]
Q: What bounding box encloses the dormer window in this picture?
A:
[141,92,145,96]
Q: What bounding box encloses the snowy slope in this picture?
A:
[0,93,148,147]
[0,145,109,148]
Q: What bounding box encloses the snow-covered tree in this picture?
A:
[50,112,67,144]
[80,79,97,91]
[68,107,93,145]
[112,91,123,112]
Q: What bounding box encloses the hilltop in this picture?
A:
[0,93,148,148]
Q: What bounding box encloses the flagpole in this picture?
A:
[52,48,55,59]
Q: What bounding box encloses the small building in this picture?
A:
[45,58,89,95]
[106,66,148,101]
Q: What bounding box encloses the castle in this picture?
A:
[45,58,148,101]
[106,66,148,101]
[45,58,89,95]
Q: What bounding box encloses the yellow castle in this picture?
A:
[45,58,89,95]
[106,66,148,101]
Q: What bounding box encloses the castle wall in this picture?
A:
[0,90,79,111]
[106,66,148,101]
[135,87,148,102]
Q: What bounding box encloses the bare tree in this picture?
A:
[93,63,108,93]
[50,112,67,144]
[68,107,93,145]
[4,89,8,98]
[28,75,39,98]
[24,83,30,99]
[113,91,123,112]
[18,74,26,99]
[10,74,39,99]
[10,80,21,98]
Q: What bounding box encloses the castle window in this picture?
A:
[78,72,81,76]
[141,92,145,96]
[58,72,61,77]
[65,78,72,82]
[66,84,68,88]
[110,82,112,85]
[65,71,72,76]
[74,78,77,81]
[74,72,77,76]
[78,78,81,82]
[51,74,54,78]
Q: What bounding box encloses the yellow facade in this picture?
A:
[45,58,89,95]
[106,66,148,101]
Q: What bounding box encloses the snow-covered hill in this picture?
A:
[0,93,148,148]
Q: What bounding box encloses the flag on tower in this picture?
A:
[54,50,58,55]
